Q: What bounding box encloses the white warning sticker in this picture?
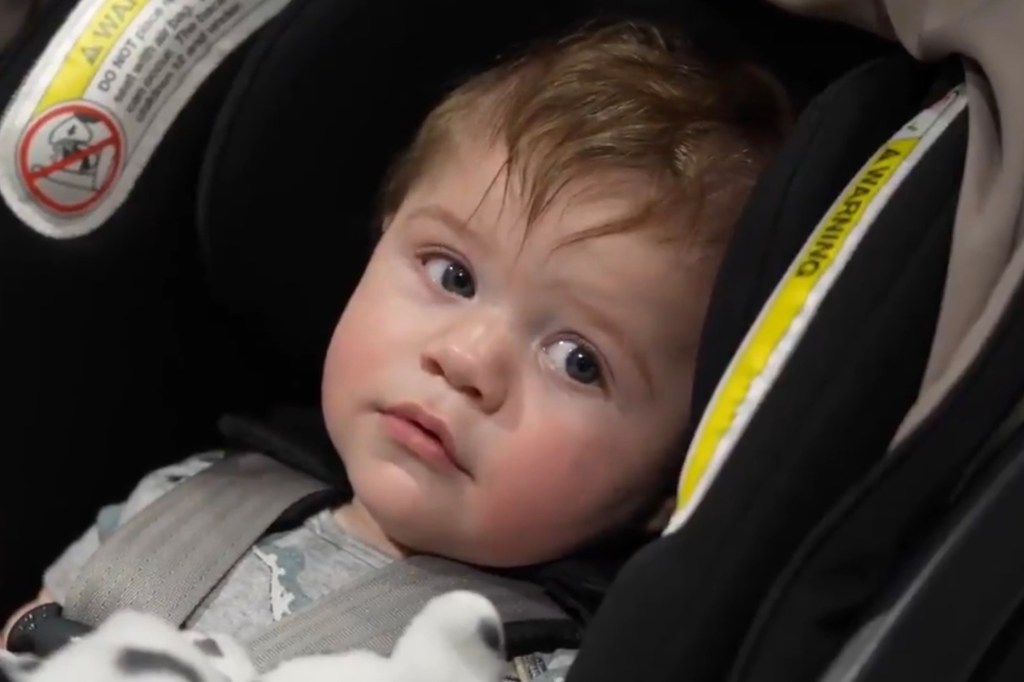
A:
[0,0,292,238]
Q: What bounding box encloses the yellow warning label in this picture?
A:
[34,0,150,114]
[0,0,293,238]
[675,137,918,511]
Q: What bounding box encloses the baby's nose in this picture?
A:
[422,314,512,413]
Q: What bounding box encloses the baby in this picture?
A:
[3,18,791,681]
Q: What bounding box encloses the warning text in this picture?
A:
[86,0,244,127]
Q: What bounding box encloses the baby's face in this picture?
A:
[322,134,709,566]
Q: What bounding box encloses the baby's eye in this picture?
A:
[545,339,603,385]
[424,255,475,298]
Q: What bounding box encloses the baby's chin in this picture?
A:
[347,459,600,568]
[375,507,593,569]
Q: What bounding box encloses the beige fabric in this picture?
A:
[769,0,1024,443]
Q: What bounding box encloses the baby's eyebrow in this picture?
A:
[559,286,654,394]
[406,204,487,252]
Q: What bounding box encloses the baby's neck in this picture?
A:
[332,499,412,559]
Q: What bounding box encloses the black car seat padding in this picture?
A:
[808,397,1024,682]
[973,588,1024,682]
[732,161,1024,682]
[565,53,959,682]
[0,0,260,614]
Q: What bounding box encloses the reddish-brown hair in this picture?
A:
[378,19,792,251]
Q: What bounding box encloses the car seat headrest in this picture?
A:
[690,56,957,426]
[0,0,888,611]
[566,52,969,682]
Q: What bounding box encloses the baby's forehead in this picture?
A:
[540,226,700,313]
[407,134,711,307]
[542,229,708,368]
[432,147,679,243]
[486,204,702,335]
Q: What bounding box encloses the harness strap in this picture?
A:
[61,450,578,669]
[245,554,572,672]
[63,452,330,627]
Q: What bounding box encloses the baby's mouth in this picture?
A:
[379,403,467,476]
[412,421,444,447]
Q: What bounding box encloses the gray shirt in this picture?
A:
[43,451,577,682]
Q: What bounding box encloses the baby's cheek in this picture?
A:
[327,289,413,384]
[474,418,628,552]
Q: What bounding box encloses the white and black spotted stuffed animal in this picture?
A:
[0,591,506,682]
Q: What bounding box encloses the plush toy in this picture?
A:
[0,591,506,682]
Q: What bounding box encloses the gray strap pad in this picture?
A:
[63,453,328,627]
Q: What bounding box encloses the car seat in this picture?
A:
[4,0,1023,681]
[0,0,882,617]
